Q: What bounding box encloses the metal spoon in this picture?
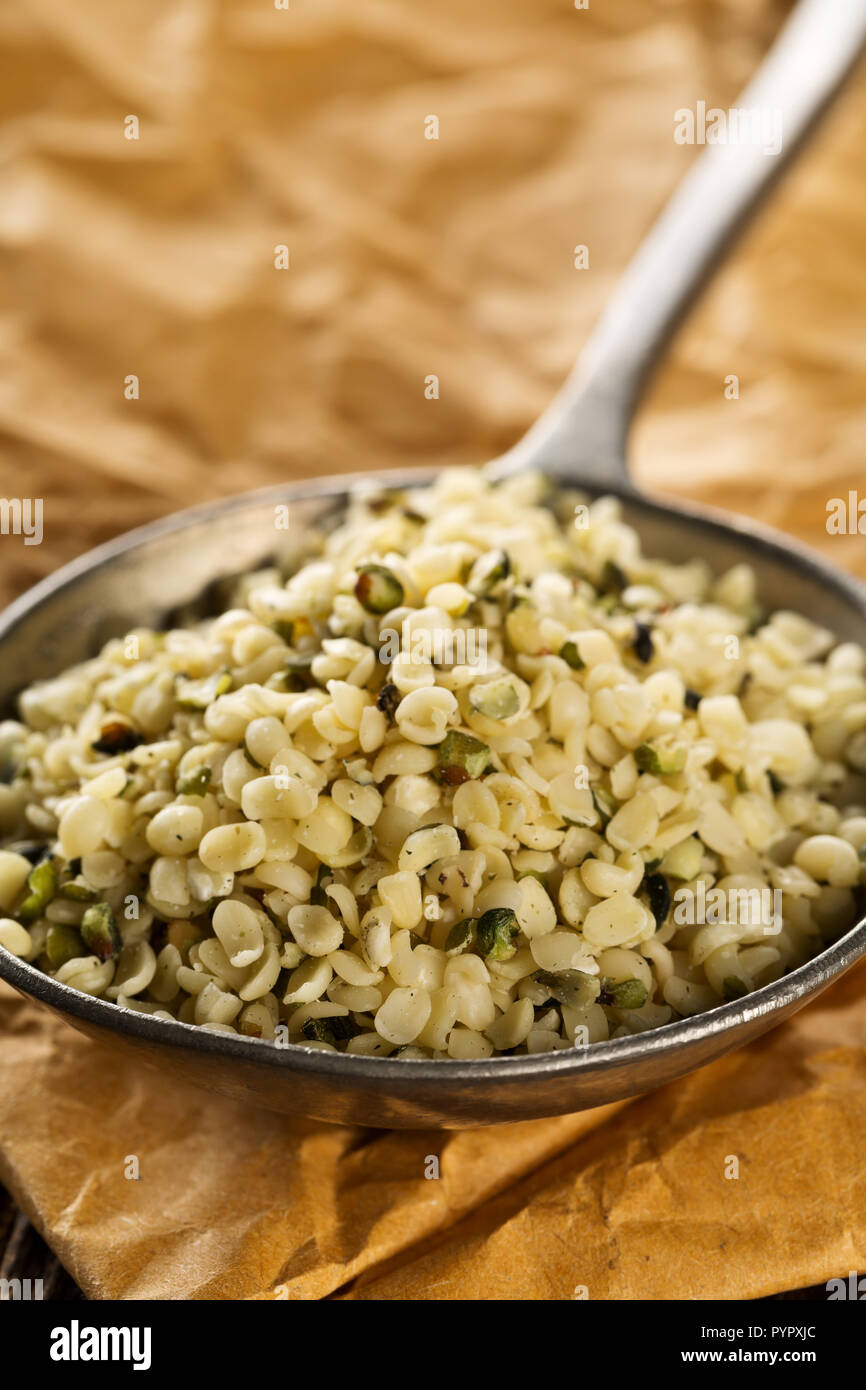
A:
[1,0,865,1128]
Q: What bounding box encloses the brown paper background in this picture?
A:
[0,0,865,1300]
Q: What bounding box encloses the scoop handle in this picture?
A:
[491,0,866,489]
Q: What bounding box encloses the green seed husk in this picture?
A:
[354,564,404,614]
[476,907,520,961]
[242,737,266,770]
[176,764,212,796]
[600,559,628,594]
[301,1015,358,1045]
[57,880,100,903]
[607,978,649,1010]
[46,923,86,970]
[331,1018,360,1041]
[470,679,520,721]
[444,918,476,956]
[559,640,585,670]
[591,788,618,827]
[80,902,122,962]
[17,860,58,922]
[176,671,232,709]
[301,1018,335,1044]
[535,969,600,1008]
[634,742,687,776]
[467,549,510,596]
[435,730,491,785]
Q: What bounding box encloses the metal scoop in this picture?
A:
[1,0,865,1126]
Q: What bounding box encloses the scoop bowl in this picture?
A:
[0,470,863,1128]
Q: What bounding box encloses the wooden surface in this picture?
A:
[0,1185,83,1301]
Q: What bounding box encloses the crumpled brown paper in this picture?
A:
[1,0,865,1300]
[2,962,866,1300]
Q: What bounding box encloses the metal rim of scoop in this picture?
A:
[0,465,864,1095]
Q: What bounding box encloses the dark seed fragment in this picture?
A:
[632,622,654,664]
[376,683,401,722]
[600,560,627,594]
[644,872,672,928]
[559,640,585,671]
[722,976,749,1001]
[92,719,142,754]
[445,918,476,955]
